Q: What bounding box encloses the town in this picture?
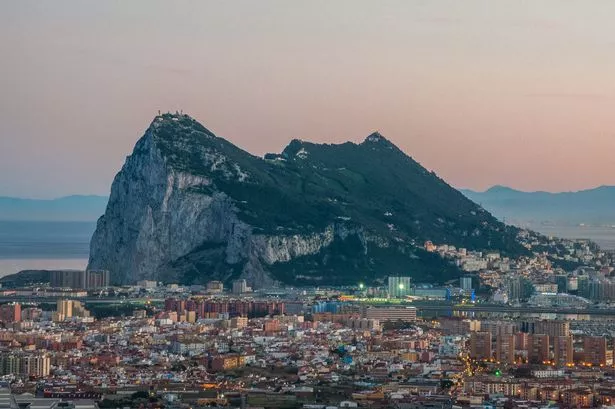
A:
[0,231,614,409]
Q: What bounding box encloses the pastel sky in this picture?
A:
[2,1,615,198]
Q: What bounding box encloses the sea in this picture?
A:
[0,221,95,277]
[0,220,613,279]
[524,223,615,251]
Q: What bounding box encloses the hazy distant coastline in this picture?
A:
[522,223,615,251]
[461,185,615,226]
[0,221,94,277]
[461,185,615,250]
[0,195,103,276]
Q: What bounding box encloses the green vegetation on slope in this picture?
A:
[148,115,527,285]
[268,234,461,286]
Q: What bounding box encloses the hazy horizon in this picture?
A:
[3,1,615,198]
[2,173,615,201]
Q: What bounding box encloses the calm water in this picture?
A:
[0,221,95,276]
[527,224,615,250]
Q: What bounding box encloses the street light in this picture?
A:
[359,283,364,290]
[398,283,404,290]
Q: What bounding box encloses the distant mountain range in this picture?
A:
[461,185,615,225]
[0,195,108,222]
[3,185,614,228]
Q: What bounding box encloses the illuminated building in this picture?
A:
[387,276,411,298]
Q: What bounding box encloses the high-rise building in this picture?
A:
[440,318,480,336]
[507,277,534,302]
[470,332,492,360]
[21,354,51,377]
[514,332,530,352]
[0,353,50,377]
[50,270,86,289]
[86,270,109,289]
[533,320,570,338]
[207,281,224,293]
[21,307,41,321]
[528,334,550,364]
[388,276,412,298]
[583,336,611,366]
[585,279,615,302]
[521,320,570,347]
[0,303,21,324]
[54,299,90,322]
[232,279,248,294]
[555,275,568,293]
[57,299,73,319]
[554,335,574,366]
[72,301,91,319]
[496,334,515,364]
[481,320,519,337]
[460,276,473,291]
[49,270,109,289]
[345,317,381,331]
[577,275,590,298]
[0,354,19,375]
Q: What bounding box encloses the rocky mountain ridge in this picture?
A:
[88,114,525,287]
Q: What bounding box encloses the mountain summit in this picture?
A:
[363,132,398,149]
[88,113,524,286]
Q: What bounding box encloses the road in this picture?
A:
[414,303,615,316]
[2,296,615,317]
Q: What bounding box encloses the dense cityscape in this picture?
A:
[0,232,614,409]
[4,2,615,409]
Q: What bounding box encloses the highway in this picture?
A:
[2,295,615,317]
[414,303,615,317]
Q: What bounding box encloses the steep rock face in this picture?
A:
[88,122,245,283]
[89,113,525,287]
[88,115,367,286]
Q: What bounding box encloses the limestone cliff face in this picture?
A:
[89,113,524,287]
[87,114,362,286]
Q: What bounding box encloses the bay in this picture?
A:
[0,221,95,276]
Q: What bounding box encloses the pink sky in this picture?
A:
[1,1,615,198]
